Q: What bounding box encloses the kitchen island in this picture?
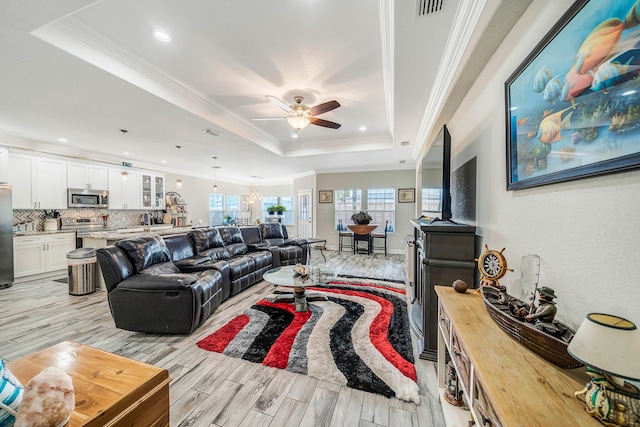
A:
[79,225,194,248]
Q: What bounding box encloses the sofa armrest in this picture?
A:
[285,238,308,246]
[116,273,199,292]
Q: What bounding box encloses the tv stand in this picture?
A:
[409,219,476,361]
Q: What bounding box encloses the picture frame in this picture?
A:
[398,188,415,203]
[319,190,333,203]
[506,0,640,190]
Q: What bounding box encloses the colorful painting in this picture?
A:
[506,0,640,190]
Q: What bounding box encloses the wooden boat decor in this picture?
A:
[481,286,583,369]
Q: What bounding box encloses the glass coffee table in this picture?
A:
[263,265,336,312]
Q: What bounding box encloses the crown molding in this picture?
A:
[31,17,288,157]
[412,0,487,160]
[379,0,395,139]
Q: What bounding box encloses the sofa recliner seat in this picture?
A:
[97,235,224,334]
[239,223,309,267]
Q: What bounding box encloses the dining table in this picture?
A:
[347,224,378,254]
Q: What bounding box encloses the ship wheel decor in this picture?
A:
[475,244,513,287]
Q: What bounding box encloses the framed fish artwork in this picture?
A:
[506,0,640,190]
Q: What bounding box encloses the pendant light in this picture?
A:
[212,157,220,192]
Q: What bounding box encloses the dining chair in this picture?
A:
[371,220,389,256]
[338,219,353,252]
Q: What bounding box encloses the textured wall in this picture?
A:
[448,0,640,328]
[13,208,157,231]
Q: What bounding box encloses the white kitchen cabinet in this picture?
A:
[45,234,76,271]
[141,173,165,209]
[67,162,108,190]
[14,235,46,277]
[8,154,67,209]
[14,233,76,278]
[108,168,140,209]
[0,147,8,183]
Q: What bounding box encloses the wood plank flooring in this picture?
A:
[0,250,446,427]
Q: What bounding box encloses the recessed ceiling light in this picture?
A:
[122,151,130,155]
[359,125,367,131]
[161,160,167,163]
[291,133,298,139]
[154,31,171,42]
[202,128,222,137]
[57,137,68,142]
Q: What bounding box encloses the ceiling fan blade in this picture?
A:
[251,117,287,121]
[309,100,340,116]
[310,117,341,129]
[266,95,295,114]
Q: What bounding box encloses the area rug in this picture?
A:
[197,277,420,403]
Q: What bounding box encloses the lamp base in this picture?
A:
[575,368,640,427]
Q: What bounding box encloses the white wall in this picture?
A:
[316,170,416,253]
[448,0,640,328]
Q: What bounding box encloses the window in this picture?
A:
[367,188,395,232]
[261,196,294,225]
[421,187,442,214]
[209,193,224,225]
[226,195,240,220]
[335,189,362,231]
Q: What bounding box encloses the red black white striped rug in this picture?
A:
[197,277,420,403]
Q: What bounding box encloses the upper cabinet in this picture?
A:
[108,168,140,209]
[8,154,67,209]
[141,173,165,209]
[0,147,8,183]
[67,162,108,190]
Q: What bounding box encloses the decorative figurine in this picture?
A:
[575,368,640,427]
[443,361,464,407]
[475,245,513,288]
[452,279,468,293]
[526,286,558,325]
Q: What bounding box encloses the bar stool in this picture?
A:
[338,219,353,252]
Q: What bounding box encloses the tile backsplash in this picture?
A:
[13,209,166,231]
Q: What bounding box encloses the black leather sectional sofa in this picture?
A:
[96,223,308,334]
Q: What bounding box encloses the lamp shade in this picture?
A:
[287,116,310,130]
[568,313,640,382]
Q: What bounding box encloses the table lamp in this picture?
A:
[567,313,640,426]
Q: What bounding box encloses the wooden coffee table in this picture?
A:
[7,341,171,427]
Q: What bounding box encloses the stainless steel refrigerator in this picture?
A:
[0,185,14,288]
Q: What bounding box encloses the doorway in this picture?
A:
[298,189,312,238]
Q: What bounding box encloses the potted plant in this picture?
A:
[351,211,372,225]
[267,205,278,215]
[275,204,287,215]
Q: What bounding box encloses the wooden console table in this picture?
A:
[435,286,599,427]
[7,341,170,427]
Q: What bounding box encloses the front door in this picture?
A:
[298,189,312,238]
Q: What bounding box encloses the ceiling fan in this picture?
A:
[251,95,341,130]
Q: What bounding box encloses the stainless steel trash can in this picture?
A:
[67,248,97,295]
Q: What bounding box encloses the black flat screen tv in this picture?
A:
[421,125,452,222]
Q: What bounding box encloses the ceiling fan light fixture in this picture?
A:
[287,116,311,130]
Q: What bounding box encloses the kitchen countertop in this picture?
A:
[79,225,194,240]
[13,230,76,237]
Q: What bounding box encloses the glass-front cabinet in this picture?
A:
[141,173,165,209]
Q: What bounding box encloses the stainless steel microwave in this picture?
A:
[67,188,109,208]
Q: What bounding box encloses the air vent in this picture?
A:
[400,141,410,146]
[416,0,443,18]
[202,128,223,137]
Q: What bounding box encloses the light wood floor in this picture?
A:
[0,250,446,427]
